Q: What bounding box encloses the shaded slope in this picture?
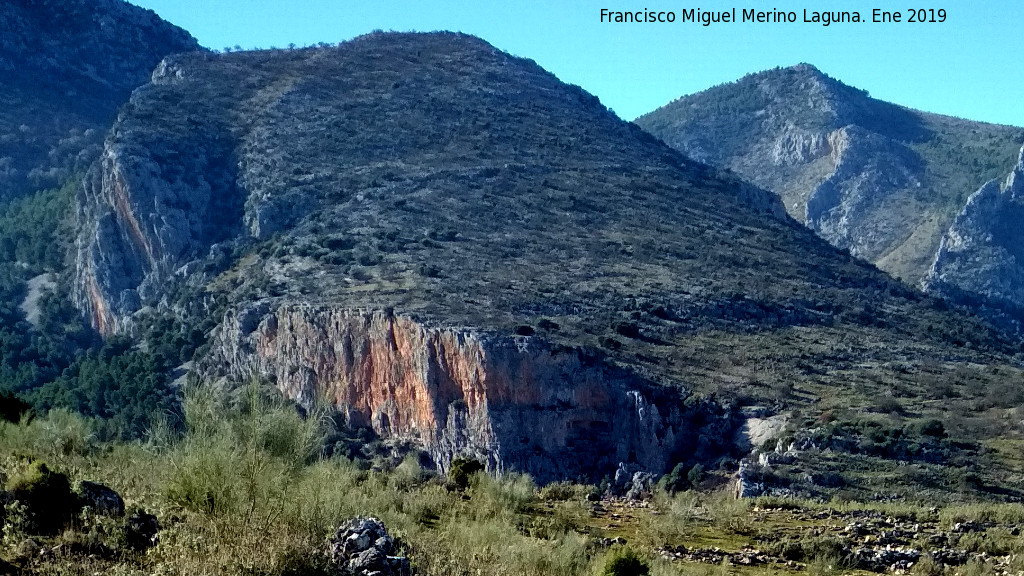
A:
[0,0,199,199]
[925,146,1024,333]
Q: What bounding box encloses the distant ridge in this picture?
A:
[636,64,1024,298]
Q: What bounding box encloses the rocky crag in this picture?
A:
[72,33,1021,486]
[636,64,1024,321]
[0,0,199,199]
[925,146,1024,332]
[203,305,731,482]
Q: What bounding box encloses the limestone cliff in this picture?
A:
[804,125,923,262]
[200,305,729,481]
[924,146,1024,331]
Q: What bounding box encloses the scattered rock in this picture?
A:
[327,517,411,576]
[758,451,796,467]
[952,521,987,533]
[853,545,920,572]
[929,549,969,566]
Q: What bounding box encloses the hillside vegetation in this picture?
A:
[4,391,1024,575]
[0,0,199,201]
[60,32,1024,499]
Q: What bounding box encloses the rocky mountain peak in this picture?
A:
[636,65,1024,331]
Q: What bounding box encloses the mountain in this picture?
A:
[635,64,1024,316]
[0,0,199,200]
[71,33,1024,496]
[925,147,1024,331]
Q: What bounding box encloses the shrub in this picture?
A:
[473,472,535,515]
[686,463,705,486]
[449,457,485,490]
[539,481,580,502]
[916,418,946,438]
[601,546,650,576]
[0,390,31,424]
[874,396,905,415]
[6,460,80,534]
[658,462,688,495]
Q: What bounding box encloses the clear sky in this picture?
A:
[128,0,1022,127]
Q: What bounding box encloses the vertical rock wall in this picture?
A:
[201,304,730,482]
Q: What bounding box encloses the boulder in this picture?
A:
[78,481,125,517]
[327,517,411,576]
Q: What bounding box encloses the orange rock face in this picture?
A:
[203,305,732,481]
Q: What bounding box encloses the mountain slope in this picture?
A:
[72,34,1024,494]
[0,0,199,200]
[925,146,1024,332]
[635,64,1024,292]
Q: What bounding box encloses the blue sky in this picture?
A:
[129,0,1023,127]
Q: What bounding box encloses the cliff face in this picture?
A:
[636,65,1024,289]
[201,305,727,481]
[74,100,241,333]
[804,126,923,263]
[0,0,199,199]
[924,147,1024,331]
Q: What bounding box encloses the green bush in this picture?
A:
[166,382,326,519]
[916,418,946,438]
[659,462,688,495]
[449,457,485,490]
[600,546,649,576]
[6,460,80,534]
[686,463,705,486]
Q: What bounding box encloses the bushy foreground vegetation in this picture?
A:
[4,385,1024,576]
[0,385,629,575]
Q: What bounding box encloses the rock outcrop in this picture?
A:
[201,304,730,482]
[804,126,923,262]
[925,146,1024,331]
[327,517,411,576]
[0,0,199,199]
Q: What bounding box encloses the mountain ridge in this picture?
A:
[636,63,1024,331]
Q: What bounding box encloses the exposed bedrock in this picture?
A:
[925,146,1024,331]
[200,304,733,482]
[73,131,241,334]
[804,125,923,262]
